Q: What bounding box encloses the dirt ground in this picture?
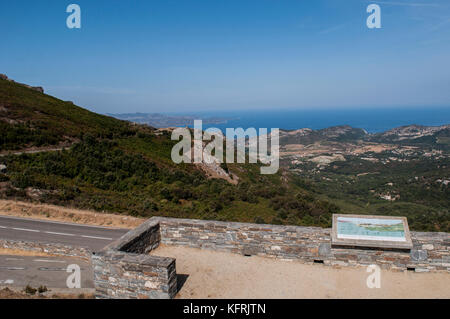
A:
[0,199,144,228]
[0,248,54,257]
[0,287,94,299]
[151,245,450,299]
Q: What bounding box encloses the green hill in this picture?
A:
[0,77,133,151]
[0,77,339,227]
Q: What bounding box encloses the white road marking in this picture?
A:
[81,235,113,240]
[0,266,26,270]
[44,231,75,236]
[0,217,120,242]
[12,227,40,233]
[5,258,24,261]
[38,267,66,271]
[0,215,129,230]
[33,259,66,263]
[0,279,14,284]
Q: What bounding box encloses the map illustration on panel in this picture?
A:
[336,216,406,242]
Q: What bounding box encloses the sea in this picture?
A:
[171,106,450,135]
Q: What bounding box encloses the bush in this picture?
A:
[11,172,33,189]
[38,285,48,293]
[24,285,37,295]
[254,216,266,224]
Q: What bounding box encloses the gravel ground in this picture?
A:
[151,244,450,299]
[0,287,94,299]
[0,199,143,228]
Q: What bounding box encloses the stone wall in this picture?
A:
[0,239,91,260]
[92,216,449,299]
[92,218,177,299]
[157,217,450,273]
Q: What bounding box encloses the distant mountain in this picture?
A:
[108,112,232,128]
[279,125,368,145]
[278,124,449,149]
[279,124,449,233]
[370,124,450,145]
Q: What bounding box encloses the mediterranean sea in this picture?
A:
[171,106,450,135]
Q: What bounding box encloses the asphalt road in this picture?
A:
[0,215,130,290]
[0,215,129,251]
[0,254,93,289]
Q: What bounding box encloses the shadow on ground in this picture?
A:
[176,274,189,293]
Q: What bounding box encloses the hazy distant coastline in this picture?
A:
[108,108,450,133]
[108,112,234,128]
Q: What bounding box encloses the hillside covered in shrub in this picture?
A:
[0,77,338,228]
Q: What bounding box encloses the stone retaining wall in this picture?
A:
[92,216,449,299]
[0,239,91,260]
[157,217,450,273]
[92,218,177,299]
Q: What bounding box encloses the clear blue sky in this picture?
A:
[1,0,449,114]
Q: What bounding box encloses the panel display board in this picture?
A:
[331,214,413,250]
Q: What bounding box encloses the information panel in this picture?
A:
[331,214,413,250]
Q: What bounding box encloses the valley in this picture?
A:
[0,76,448,232]
[0,77,338,230]
[278,125,450,232]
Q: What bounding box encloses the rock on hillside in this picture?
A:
[0,74,44,93]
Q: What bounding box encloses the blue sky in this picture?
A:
[1,0,450,114]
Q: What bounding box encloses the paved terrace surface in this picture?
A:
[151,244,450,299]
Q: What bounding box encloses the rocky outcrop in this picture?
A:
[0,74,44,93]
[28,86,44,93]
